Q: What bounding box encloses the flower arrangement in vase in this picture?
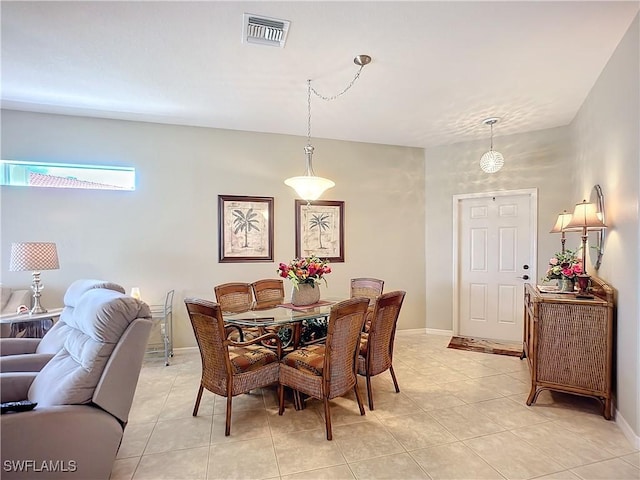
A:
[277,256,331,306]
[542,248,583,291]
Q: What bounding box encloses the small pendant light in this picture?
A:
[480,117,505,174]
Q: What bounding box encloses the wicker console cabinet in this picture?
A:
[522,278,614,419]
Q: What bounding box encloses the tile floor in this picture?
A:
[111,333,639,480]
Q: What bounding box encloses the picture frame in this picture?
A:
[295,200,344,262]
[218,195,274,263]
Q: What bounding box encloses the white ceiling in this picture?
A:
[2,1,638,149]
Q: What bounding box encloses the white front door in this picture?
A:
[454,190,537,342]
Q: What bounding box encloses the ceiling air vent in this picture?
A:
[242,13,290,48]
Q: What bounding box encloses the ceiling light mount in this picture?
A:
[482,117,500,127]
[480,117,505,174]
[285,55,372,201]
[354,55,371,67]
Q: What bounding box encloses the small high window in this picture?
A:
[0,160,135,191]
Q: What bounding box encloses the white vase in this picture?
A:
[558,277,575,292]
[291,283,321,306]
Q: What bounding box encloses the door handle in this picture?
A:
[518,275,530,280]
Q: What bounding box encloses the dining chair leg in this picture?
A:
[225,395,233,436]
[365,373,374,410]
[294,390,303,410]
[389,365,400,393]
[323,397,333,441]
[278,383,285,415]
[354,384,366,416]
[192,384,204,416]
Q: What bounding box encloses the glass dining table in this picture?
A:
[222,299,341,349]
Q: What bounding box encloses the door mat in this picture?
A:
[447,336,522,357]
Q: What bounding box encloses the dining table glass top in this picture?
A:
[221,298,341,327]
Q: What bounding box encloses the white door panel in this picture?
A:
[456,191,536,342]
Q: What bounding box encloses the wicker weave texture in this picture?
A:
[185,297,280,398]
[214,283,253,312]
[350,278,384,303]
[537,303,608,393]
[358,291,405,376]
[251,279,285,308]
[280,297,369,401]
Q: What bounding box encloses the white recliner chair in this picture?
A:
[0,284,152,479]
[0,279,125,373]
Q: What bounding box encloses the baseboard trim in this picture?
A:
[172,346,198,353]
[396,328,427,336]
[425,328,453,336]
[615,408,640,449]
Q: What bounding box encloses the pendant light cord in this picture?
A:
[309,64,366,101]
[307,79,312,147]
[490,122,494,151]
[306,64,365,146]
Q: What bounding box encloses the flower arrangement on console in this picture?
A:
[542,248,583,282]
[277,255,331,289]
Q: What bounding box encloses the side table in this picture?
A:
[0,308,63,338]
[522,278,613,419]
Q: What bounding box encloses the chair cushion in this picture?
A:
[63,279,126,308]
[362,307,374,333]
[282,344,325,376]
[228,345,278,374]
[359,332,369,356]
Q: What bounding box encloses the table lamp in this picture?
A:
[9,242,60,314]
[550,210,575,252]
[565,200,607,298]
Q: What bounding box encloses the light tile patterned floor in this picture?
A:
[111,333,639,480]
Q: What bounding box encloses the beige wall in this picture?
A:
[0,111,426,348]
[423,125,576,332]
[570,14,639,440]
[423,13,640,442]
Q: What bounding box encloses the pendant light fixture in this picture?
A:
[285,55,371,201]
[480,117,505,174]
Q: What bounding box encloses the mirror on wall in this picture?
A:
[588,185,605,270]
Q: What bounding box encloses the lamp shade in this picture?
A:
[9,242,59,272]
[284,175,335,201]
[565,201,607,230]
[479,150,504,174]
[285,144,335,201]
[550,211,574,233]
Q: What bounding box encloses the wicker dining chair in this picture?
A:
[250,278,290,346]
[278,297,370,440]
[357,290,406,410]
[350,277,384,332]
[184,298,281,436]
[214,282,256,340]
[214,282,254,312]
[250,279,285,309]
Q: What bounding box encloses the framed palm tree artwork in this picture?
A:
[218,195,274,263]
[295,200,344,262]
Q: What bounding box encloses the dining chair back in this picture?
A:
[350,277,384,332]
[184,298,281,436]
[213,282,253,313]
[278,297,370,440]
[350,278,384,302]
[250,279,285,309]
[357,290,406,410]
